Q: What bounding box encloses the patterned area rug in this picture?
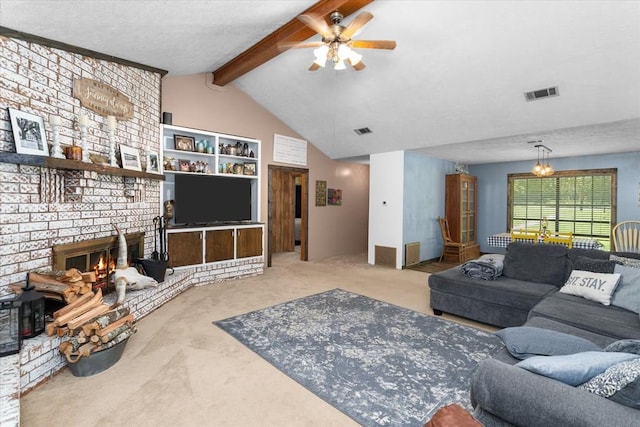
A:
[214,289,501,426]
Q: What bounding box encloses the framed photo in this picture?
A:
[243,162,256,175]
[8,108,49,156]
[178,159,191,172]
[119,144,141,171]
[174,134,195,151]
[147,151,161,174]
[328,188,342,206]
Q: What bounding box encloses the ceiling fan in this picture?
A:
[286,10,396,71]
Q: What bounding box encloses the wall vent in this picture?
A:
[524,86,559,102]
[374,245,396,268]
[354,127,372,135]
[405,242,420,266]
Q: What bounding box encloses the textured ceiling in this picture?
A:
[1,0,639,164]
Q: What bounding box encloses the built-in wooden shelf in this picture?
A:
[0,152,164,180]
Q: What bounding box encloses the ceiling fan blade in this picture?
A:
[351,40,397,50]
[348,59,366,71]
[277,41,325,50]
[341,11,373,40]
[298,14,331,38]
[308,62,321,71]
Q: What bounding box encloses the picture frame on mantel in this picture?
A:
[119,144,141,171]
[8,108,50,157]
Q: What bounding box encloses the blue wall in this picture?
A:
[403,151,456,262]
[470,151,640,253]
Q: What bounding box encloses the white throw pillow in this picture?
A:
[559,270,621,305]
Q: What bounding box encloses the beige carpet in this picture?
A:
[20,251,494,426]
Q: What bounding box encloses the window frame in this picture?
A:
[507,168,617,248]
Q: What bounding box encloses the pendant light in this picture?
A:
[531,142,554,177]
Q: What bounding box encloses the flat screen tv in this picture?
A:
[174,174,252,225]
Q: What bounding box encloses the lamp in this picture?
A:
[531,143,554,177]
[314,41,363,70]
[0,295,21,356]
[19,277,45,339]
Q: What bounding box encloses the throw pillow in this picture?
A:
[604,339,640,355]
[495,326,601,359]
[610,264,640,313]
[570,256,617,274]
[559,270,621,305]
[503,242,568,286]
[515,351,639,386]
[578,358,640,409]
[610,254,640,269]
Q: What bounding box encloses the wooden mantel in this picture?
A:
[0,152,164,180]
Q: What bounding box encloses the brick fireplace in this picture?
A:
[0,30,264,427]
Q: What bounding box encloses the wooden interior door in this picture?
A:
[268,166,308,266]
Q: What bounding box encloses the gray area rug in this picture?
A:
[214,289,501,426]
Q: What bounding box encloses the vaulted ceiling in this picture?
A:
[1,0,638,164]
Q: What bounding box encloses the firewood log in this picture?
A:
[54,289,102,326]
[62,268,83,283]
[53,290,95,318]
[100,322,133,343]
[83,306,130,334]
[66,304,110,330]
[96,314,134,338]
[81,272,96,283]
[94,326,136,352]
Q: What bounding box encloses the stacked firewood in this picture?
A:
[51,290,137,363]
[16,269,95,304]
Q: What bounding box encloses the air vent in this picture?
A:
[524,86,559,102]
[354,127,372,135]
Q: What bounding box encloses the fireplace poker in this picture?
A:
[160,216,169,262]
[152,216,160,260]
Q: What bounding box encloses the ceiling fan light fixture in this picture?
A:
[337,43,351,60]
[348,49,363,66]
[334,58,347,70]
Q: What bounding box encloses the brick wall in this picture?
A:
[0,34,265,427]
[0,35,162,295]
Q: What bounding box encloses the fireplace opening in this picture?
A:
[53,233,144,294]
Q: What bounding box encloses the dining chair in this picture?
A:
[612,220,640,253]
[438,216,466,263]
[543,231,573,248]
[510,229,539,244]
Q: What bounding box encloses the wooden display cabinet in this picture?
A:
[445,174,480,261]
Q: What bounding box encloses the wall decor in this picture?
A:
[72,77,134,120]
[119,144,141,171]
[8,108,49,156]
[174,134,195,151]
[273,133,307,166]
[328,188,342,206]
[147,151,160,174]
[316,180,327,206]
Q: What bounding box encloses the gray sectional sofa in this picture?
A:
[428,242,640,426]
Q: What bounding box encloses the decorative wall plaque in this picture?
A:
[316,180,327,206]
[73,78,134,120]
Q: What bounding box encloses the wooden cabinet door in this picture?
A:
[167,231,203,267]
[237,227,263,258]
[205,229,234,262]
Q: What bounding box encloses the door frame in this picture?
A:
[267,165,309,267]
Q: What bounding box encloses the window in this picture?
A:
[507,169,617,249]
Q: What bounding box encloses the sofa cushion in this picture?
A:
[568,247,612,261]
[502,242,568,286]
[559,270,621,305]
[515,351,639,386]
[610,264,640,313]
[578,358,640,409]
[528,292,640,340]
[495,326,601,359]
[569,256,617,274]
[429,266,557,312]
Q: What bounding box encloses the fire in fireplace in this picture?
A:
[52,233,144,294]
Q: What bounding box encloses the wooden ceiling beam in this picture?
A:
[212,0,374,86]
